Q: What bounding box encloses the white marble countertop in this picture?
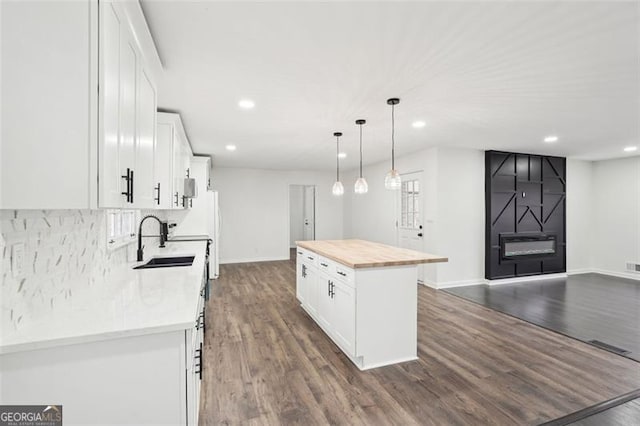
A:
[0,241,208,354]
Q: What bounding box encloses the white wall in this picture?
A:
[213,168,343,264]
[343,146,485,288]
[591,156,640,277]
[566,159,593,273]
[434,148,485,286]
[289,186,304,247]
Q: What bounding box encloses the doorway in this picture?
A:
[289,185,316,259]
[397,171,424,284]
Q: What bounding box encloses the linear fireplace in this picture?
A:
[500,234,556,260]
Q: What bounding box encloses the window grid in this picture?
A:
[107,209,139,249]
[400,179,420,229]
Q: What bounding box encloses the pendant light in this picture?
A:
[354,119,368,194]
[384,98,402,190]
[332,132,344,196]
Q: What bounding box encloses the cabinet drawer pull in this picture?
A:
[337,271,347,277]
[307,256,314,261]
[297,251,303,255]
[320,262,328,267]
[301,264,307,278]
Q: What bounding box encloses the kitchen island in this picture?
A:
[296,239,447,370]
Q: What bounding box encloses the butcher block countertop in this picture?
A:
[296,239,448,269]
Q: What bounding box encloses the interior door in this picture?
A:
[303,186,316,240]
[397,171,424,284]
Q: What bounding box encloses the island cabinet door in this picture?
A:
[304,265,320,318]
[316,271,333,330]
[296,261,306,304]
[330,280,356,356]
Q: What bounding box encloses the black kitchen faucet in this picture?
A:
[137,215,168,261]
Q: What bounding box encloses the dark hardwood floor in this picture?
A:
[200,261,640,425]
[444,273,640,361]
[570,398,640,426]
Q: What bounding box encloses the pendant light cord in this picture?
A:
[391,103,396,170]
[336,135,340,181]
[359,124,363,178]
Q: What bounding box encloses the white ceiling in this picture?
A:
[141,1,639,170]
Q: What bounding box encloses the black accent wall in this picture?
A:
[485,151,566,280]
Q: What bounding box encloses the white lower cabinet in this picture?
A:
[329,279,356,356]
[296,246,419,370]
[0,285,206,426]
[299,253,356,358]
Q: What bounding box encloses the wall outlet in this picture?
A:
[11,243,25,278]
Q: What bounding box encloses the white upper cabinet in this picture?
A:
[155,118,175,210]
[98,1,160,209]
[157,112,194,210]
[0,0,162,209]
[135,69,158,209]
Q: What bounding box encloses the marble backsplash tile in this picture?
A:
[0,210,130,331]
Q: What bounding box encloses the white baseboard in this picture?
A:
[422,278,485,289]
[486,272,567,286]
[220,256,289,265]
[566,268,593,276]
[591,268,640,281]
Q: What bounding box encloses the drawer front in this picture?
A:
[296,247,305,263]
[333,263,354,286]
[318,256,331,273]
[302,249,318,267]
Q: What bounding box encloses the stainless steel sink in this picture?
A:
[134,256,195,270]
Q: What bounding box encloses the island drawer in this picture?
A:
[300,248,319,266]
[318,256,332,272]
[332,262,354,286]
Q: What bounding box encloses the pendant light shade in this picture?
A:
[385,98,402,190]
[332,181,345,196]
[332,132,344,196]
[354,119,368,194]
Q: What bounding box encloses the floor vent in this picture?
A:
[625,262,640,273]
[588,340,631,356]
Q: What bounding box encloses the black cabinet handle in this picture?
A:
[337,271,346,277]
[417,233,423,237]
[130,169,134,203]
[328,280,331,296]
[307,256,314,261]
[194,342,203,380]
[320,262,328,267]
[154,183,161,205]
[190,198,193,208]
[302,264,307,278]
[121,168,132,202]
[330,281,335,298]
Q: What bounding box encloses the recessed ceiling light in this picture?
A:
[543,135,559,143]
[624,146,638,152]
[238,99,255,109]
[225,144,237,152]
[338,152,347,159]
[412,120,426,128]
